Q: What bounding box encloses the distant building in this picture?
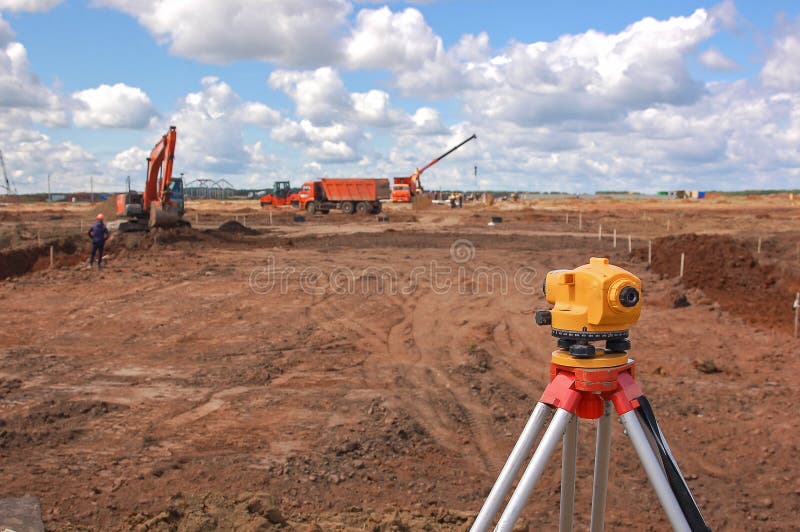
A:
[666,190,705,199]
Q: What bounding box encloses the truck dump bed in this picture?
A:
[319,178,390,201]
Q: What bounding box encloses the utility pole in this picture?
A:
[474,165,478,190]
[47,173,51,202]
[0,150,16,195]
[90,175,94,204]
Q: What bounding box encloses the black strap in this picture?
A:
[635,396,711,532]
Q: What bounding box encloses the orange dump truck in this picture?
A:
[295,178,390,215]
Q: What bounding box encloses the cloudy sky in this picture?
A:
[0,0,799,193]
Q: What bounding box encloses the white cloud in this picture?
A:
[461,8,722,126]
[345,7,441,70]
[269,66,419,131]
[0,0,62,12]
[235,102,281,127]
[4,3,799,193]
[351,89,406,127]
[109,145,148,174]
[410,107,446,134]
[266,66,460,163]
[452,32,491,62]
[166,77,256,174]
[270,118,361,162]
[108,77,284,186]
[72,83,157,129]
[0,128,101,192]
[0,38,63,114]
[0,15,66,130]
[0,15,96,192]
[699,47,738,71]
[308,139,355,161]
[344,6,467,98]
[95,0,350,66]
[761,29,800,91]
[468,77,800,193]
[268,67,350,122]
[709,0,738,30]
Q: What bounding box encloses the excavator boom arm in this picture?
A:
[142,126,177,211]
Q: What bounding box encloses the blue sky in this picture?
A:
[0,0,799,193]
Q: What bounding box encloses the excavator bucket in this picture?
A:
[149,201,180,229]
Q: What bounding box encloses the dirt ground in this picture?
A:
[1,195,800,531]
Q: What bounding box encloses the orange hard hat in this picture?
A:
[96,213,105,220]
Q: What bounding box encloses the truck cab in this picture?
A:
[391,183,411,203]
[391,176,417,203]
[295,182,315,209]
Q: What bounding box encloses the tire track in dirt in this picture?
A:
[489,317,549,393]
[378,287,513,470]
[257,250,542,479]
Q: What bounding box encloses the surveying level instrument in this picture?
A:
[471,258,710,532]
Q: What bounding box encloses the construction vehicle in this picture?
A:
[259,181,296,207]
[295,178,390,214]
[0,150,16,195]
[116,126,187,232]
[391,134,477,203]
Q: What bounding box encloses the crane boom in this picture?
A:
[417,134,477,175]
[410,134,477,192]
[0,150,16,194]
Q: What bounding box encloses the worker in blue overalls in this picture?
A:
[87,213,109,269]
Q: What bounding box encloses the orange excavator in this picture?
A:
[391,134,477,203]
[116,126,187,232]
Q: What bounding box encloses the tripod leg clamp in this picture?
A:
[610,371,643,415]
[540,374,581,414]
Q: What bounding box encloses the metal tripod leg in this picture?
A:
[590,401,612,532]
[619,411,691,532]
[495,408,574,531]
[470,402,553,532]
[560,414,578,532]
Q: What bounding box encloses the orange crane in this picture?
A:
[391,134,477,203]
[116,126,187,231]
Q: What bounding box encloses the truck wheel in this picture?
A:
[306,202,317,215]
[341,202,354,215]
[371,202,382,214]
[356,202,369,215]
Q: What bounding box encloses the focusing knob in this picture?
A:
[535,310,552,326]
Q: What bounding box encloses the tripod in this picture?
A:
[470,349,710,532]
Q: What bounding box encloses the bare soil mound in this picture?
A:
[216,220,259,235]
[635,233,800,331]
[109,225,280,257]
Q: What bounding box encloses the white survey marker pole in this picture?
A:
[793,292,799,338]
